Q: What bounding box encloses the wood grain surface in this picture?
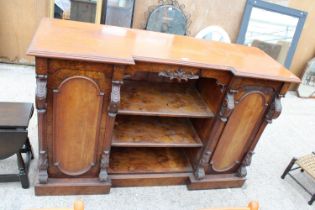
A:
[0,102,33,128]
[109,148,192,174]
[112,116,203,147]
[119,80,214,118]
[211,92,266,172]
[53,76,103,176]
[28,18,300,83]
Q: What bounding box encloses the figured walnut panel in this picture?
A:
[112,116,202,147]
[109,148,192,174]
[211,92,266,172]
[53,76,103,176]
[119,80,214,118]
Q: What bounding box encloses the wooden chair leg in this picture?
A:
[17,152,29,189]
[281,157,297,179]
[308,194,315,205]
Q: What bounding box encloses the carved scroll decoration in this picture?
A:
[265,95,282,124]
[36,75,47,109]
[158,69,199,82]
[108,81,123,117]
[219,89,237,122]
[38,151,48,184]
[236,151,254,177]
[99,151,110,182]
[216,80,227,93]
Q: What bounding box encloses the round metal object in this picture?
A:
[146,4,187,35]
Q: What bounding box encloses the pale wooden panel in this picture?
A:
[28,19,300,82]
[109,148,192,174]
[112,116,203,147]
[211,93,266,172]
[132,0,246,41]
[53,76,103,176]
[0,0,49,64]
[288,0,315,89]
[119,80,213,118]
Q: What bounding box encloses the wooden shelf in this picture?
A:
[108,148,192,174]
[112,116,203,147]
[118,80,214,118]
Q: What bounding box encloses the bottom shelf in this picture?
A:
[108,148,192,174]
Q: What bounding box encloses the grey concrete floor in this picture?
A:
[0,63,315,210]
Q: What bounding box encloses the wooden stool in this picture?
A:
[199,201,259,210]
[281,152,315,205]
[0,102,34,188]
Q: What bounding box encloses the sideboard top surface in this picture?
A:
[28,18,300,83]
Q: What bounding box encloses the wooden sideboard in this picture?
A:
[27,18,300,195]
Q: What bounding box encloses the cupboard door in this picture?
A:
[53,76,104,176]
[210,90,270,173]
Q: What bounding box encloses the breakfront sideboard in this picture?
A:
[27,18,300,195]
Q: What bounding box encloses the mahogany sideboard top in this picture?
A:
[28,18,299,83]
[27,18,300,196]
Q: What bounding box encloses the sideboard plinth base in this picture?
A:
[187,174,245,190]
[110,173,190,187]
[35,177,111,196]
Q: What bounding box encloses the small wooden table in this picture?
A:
[0,102,34,188]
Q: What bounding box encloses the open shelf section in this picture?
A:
[118,80,214,118]
[112,116,203,147]
[108,148,192,174]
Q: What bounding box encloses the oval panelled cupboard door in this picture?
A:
[211,91,267,173]
[52,76,104,176]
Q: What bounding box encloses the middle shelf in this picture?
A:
[118,80,214,118]
[112,115,203,147]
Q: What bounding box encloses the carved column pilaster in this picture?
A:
[36,74,48,184]
[194,151,212,180]
[99,151,110,182]
[194,89,236,180]
[38,151,48,183]
[98,65,124,183]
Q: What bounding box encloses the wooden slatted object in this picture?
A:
[281,153,315,205]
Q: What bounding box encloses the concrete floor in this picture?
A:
[0,63,315,210]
